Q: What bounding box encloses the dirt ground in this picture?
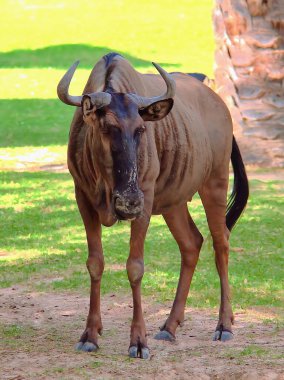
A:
[0,286,283,380]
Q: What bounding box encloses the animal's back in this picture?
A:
[140,73,232,213]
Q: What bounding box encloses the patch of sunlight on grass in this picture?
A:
[0,248,65,263]
[1,1,215,100]
[0,68,92,99]
[1,0,214,72]
[0,60,197,100]
[0,145,67,170]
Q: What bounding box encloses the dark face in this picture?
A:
[82,92,173,221]
[98,94,145,221]
[105,94,145,220]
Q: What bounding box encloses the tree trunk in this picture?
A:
[213,0,284,167]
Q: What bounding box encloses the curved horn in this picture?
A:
[57,61,112,108]
[57,61,83,106]
[127,62,176,108]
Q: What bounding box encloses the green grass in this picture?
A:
[0,0,214,170]
[222,344,284,361]
[1,1,214,72]
[0,0,215,169]
[238,346,268,357]
[0,323,37,350]
[0,99,71,147]
[0,171,283,312]
[1,0,215,102]
[1,324,24,338]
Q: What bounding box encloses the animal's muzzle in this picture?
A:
[113,190,144,221]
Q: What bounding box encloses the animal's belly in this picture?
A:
[151,145,212,214]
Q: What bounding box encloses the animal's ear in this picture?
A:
[82,95,96,117]
[139,99,174,122]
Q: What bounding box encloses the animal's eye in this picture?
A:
[110,126,122,138]
[111,143,119,152]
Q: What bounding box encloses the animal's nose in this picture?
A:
[125,197,141,208]
[114,194,143,210]
[113,191,144,220]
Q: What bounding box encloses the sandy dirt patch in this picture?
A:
[0,286,283,380]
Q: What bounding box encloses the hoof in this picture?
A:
[129,345,138,358]
[75,341,99,352]
[154,330,175,342]
[129,345,150,359]
[213,329,233,342]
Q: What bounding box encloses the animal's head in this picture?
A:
[57,61,175,221]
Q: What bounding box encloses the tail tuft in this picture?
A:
[226,136,249,231]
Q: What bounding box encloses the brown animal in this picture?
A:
[57,53,249,359]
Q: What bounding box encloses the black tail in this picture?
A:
[226,136,249,231]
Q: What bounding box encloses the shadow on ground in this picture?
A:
[0,99,72,147]
[0,44,180,69]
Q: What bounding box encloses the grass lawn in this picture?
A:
[1,1,214,73]
[0,171,283,314]
[0,0,214,163]
[1,0,215,103]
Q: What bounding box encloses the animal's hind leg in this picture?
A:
[155,203,203,341]
[199,175,234,341]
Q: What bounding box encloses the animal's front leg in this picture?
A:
[127,215,150,359]
[74,187,104,352]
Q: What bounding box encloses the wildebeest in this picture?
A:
[57,52,249,359]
